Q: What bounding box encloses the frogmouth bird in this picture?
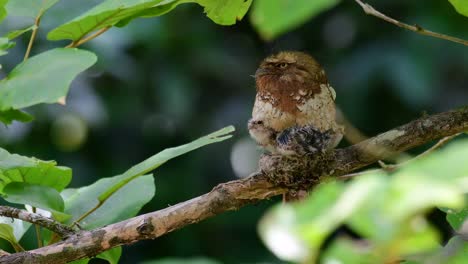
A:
[248,51,343,158]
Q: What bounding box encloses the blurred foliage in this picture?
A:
[259,139,468,263]
[0,0,467,263]
[141,257,221,264]
[251,0,340,40]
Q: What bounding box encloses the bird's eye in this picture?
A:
[277,63,288,69]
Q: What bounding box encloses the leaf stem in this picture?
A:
[354,0,468,46]
[31,207,43,248]
[23,15,41,61]
[66,26,111,48]
[72,201,103,227]
[72,174,143,226]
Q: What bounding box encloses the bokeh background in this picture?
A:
[1,0,467,263]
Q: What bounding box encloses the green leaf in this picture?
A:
[405,236,468,264]
[445,205,468,231]
[321,237,376,264]
[0,36,15,56]
[67,246,122,264]
[449,0,468,17]
[250,0,340,40]
[0,24,37,62]
[140,258,221,264]
[98,126,234,202]
[0,223,23,252]
[62,174,155,229]
[0,217,31,242]
[68,260,89,264]
[0,147,72,193]
[5,0,60,18]
[191,0,252,25]
[47,0,252,41]
[0,0,8,24]
[396,217,440,256]
[137,0,253,25]
[48,0,170,41]
[3,182,64,212]
[0,48,97,111]
[96,246,122,264]
[6,25,37,40]
[258,181,344,262]
[0,108,34,125]
[440,236,468,264]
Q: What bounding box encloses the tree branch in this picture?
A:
[1,107,467,264]
[354,0,468,47]
[0,206,76,239]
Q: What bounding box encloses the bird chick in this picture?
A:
[248,51,343,156]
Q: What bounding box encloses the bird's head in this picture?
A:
[255,51,326,90]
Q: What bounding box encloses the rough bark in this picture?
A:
[0,206,76,239]
[1,107,467,264]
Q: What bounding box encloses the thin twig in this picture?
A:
[0,206,76,238]
[65,26,111,48]
[378,132,462,171]
[354,0,468,47]
[338,168,380,179]
[339,133,462,179]
[23,15,41,61]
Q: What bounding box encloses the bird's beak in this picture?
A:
[254,68,269,78]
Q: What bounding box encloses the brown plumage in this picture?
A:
[248,51,343,202]
[248,51,343,156]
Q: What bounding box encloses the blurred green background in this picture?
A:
[0,0,467,263]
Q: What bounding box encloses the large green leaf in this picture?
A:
[0,147,72,193]
[449,0,468,17]
[62,174,155,229]
[250,0,340,40]
[47,0,252,41]
[3,182,64,212]
[5,0,60,18]
[0,48,97,111]
[98,126,234,202]
[63,126,233,229]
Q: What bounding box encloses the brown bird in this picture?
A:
[248,51,343,168]
[248,51,343,201]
